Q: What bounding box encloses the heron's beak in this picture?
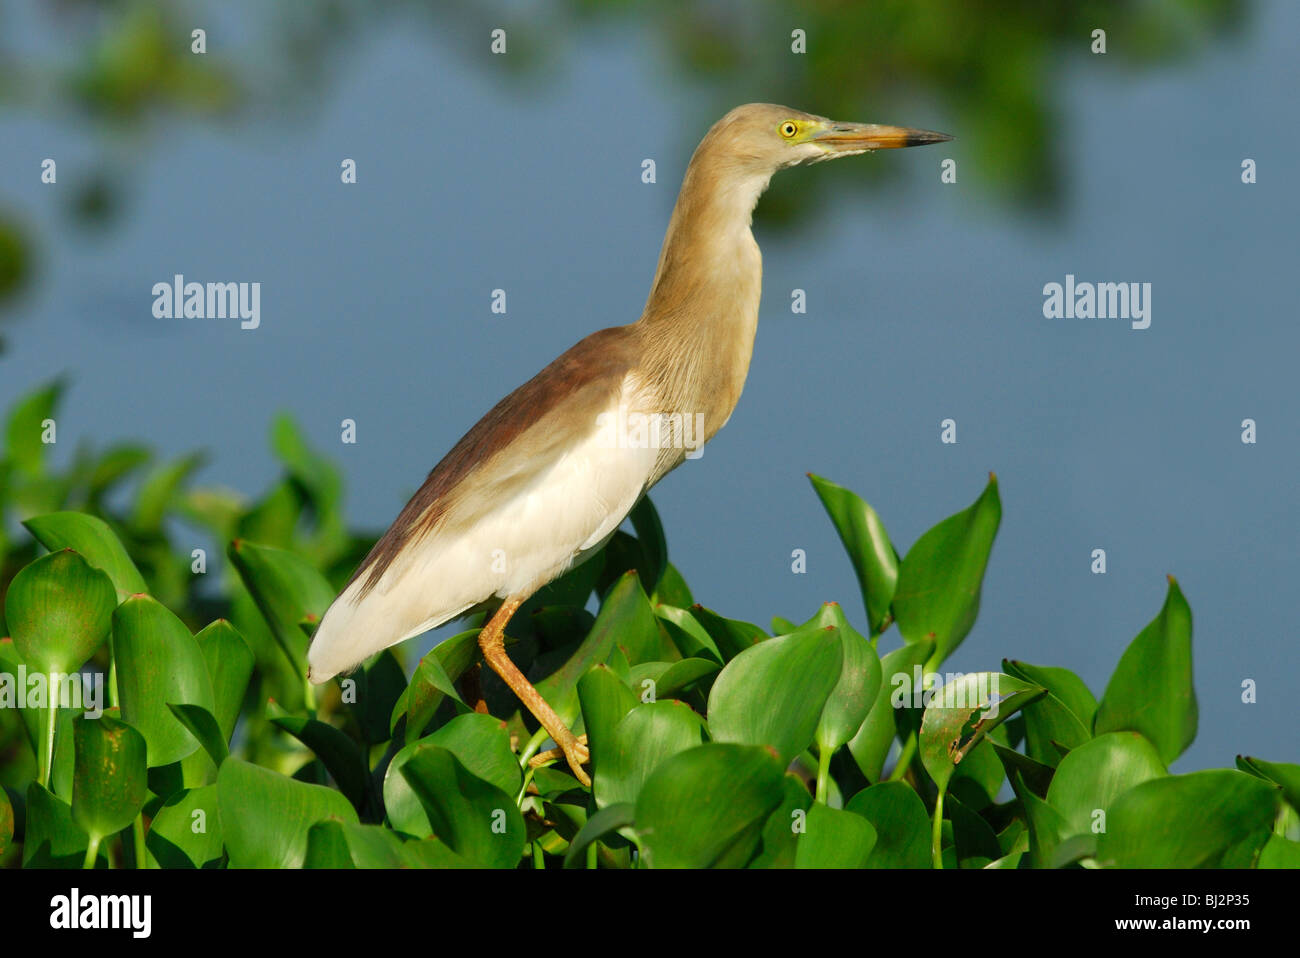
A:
[812,122,952,152]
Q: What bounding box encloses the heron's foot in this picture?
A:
[529,733,591,787]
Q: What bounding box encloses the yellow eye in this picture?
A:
[780,121,798,138]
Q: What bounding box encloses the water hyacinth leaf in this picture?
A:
[691,605,767,661]
[0,787,13,859]
[1045,731,1167,838]
[114,594,216,767]
[634,744,785,868]
[228,538,335,669]
[399,745,525,868]
[654,604,722,663]
[627,495,668,593]
[84,443,151,502]
[1094,577,1195,765]
[892,474,1001,664]
[217,757,357,868]
[303,819,354,869]
[131,452,205,534]
[949,739,1006,809]
[627,657,719,701]
[395,644,468,744]
[595,699,704,808]
[1004,660,1097,729]
[23,512,147,599]
[22,782,92,869]
[1008,772,1071,870]
[919,671,1044,794]
[534,572,650,727]
[707,625,843,767]
[355,650,406,745]
[168,703,229,767]
[6,550,116,675]
[803,603,882,755]
[652,562,693,608]
[146,785,224,868]
[1259,835,1300,869]
[269,714,366,811]
[71,715,148,843]
[808,474,899,634]
[384,714,521,838]
[5,379,62,479]
[1096,770,1280,868]
[563,802,636,869]
[749,775,813,869]
[194,620,254,742]
[577,665,640,802]
[992,743,1055,798]
[845,781,931,868]
[1235,756,1300,811]
[847,639,933,782]
[795,802,877,868]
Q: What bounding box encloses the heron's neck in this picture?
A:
[635,154,772,428]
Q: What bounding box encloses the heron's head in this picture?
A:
[708,103,952,175]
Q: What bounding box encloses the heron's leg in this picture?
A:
[478,595,591,787]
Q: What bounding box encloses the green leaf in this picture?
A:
[563,802,635,869]
[399,745,525,868]
[1236,756,1300,811]
[892,474,1001,664]
[534,571,653,727]
[847,639,934,782]
[395,643,468,744]
[71,715,147,842]
[749,776,813,869]
[194,620,254,743]
[634,744,786,868]
[384,713,522,838]
[1097,769,1280,868]
[652,562,693,608]
[1008,771,1071,869]
[628,496,668,593]
[6,550,116,675]
[804,603,882,755]
[1259,835,1300,869]
[0,787,12,859]
[1046,731,1167,838]
[595,700,704,808]
[228,538,335,671]
[919,671,1045,794]
[577,664,640,804]
[22,782,91,868]
[270,713,368,810]
[217,757,358,867]
[146,785,224,868]
[654,605,722,663]
[305,820,473,868]
[5,379,62,479]
[132,452,204,533]
[23,512,147,600]
[795,802,877,868]
[627,658,719,702]
[691,605,767,661]
[1093,577,1196,765]
[114,594,216,767]
[845,781,931,868]
[707,624,843,766]
[1002,660,1093,767]
[169,703,230,767]
[808,474,899,634]
[992,743,1055,798]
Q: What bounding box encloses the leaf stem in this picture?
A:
[38,686,57,789]
[132,813,148,868]
[931,787,946,869]
[888,731,917,782]
[519,726,549,768]
[815,745,832,803]
[82,834,101,870]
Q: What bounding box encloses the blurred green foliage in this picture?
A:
[0,382,1294,869]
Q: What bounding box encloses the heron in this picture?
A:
[306,103,950,786]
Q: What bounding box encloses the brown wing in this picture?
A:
[347,324,640,599]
